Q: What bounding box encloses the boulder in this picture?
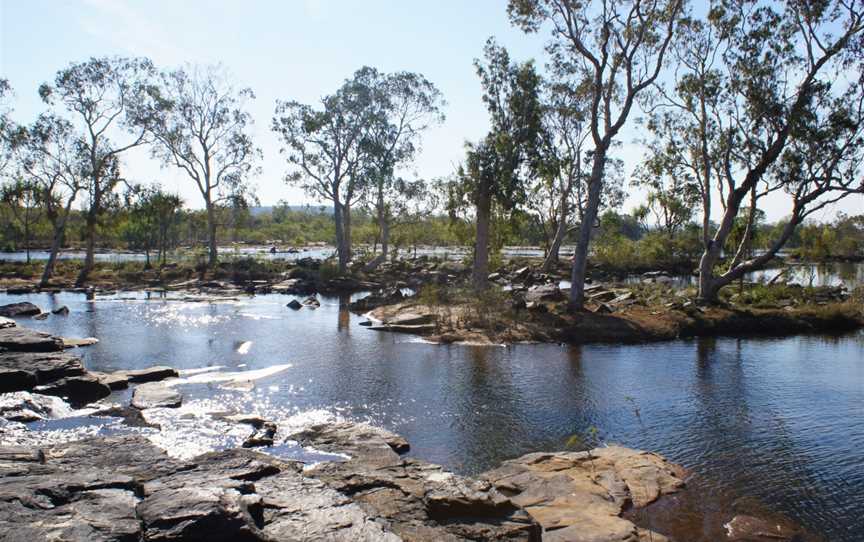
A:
[291,422,540,541]
[0,326,64,352]
[61,337,99,348]
[37,373,112,406]
[118,365,179,383]
[286,299,302,310]
[132,383,183,409]
[0,302,41,318]
[385,312,435,326]
[302,295,321,308]
[0,351,87,393]
[4,286,34,295]
[348,288,405,312]
[242,421,277,448]
[0,316,15,329]
[92,371,130,390]
[52,305,70,315]
[525,283,564,303]
[0,391,72,422]
[481,446,684,542]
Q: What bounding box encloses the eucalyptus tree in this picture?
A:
[452,39,544,288]
[644,1,864,303]
[0,179,42,263]
[272,68,380,274]
[39,57,156,285]
[508,0,685,310]
[16,114,85,285]
[123,184,183,267]
[142,64,260,266]
[529,78,615,271]
[361,70,445,269]
[0,79,14,176]
[632,143,702,238]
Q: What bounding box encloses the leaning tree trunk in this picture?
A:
[542,220,566,272]
[568,152,606,311]
[40,225,64,287]
[542,188,571,272]
[472,185,492,290]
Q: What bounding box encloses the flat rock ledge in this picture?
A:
[0,418,691,542]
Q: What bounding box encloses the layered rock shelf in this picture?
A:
[0,419,690,541]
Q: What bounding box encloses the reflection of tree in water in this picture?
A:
[691,337,834,535]
[337,294,351,332]
[445,345,525,475]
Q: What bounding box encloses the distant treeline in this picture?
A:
[2,198,862,270]
[2,0,863,306]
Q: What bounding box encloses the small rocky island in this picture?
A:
[0,307,804,541]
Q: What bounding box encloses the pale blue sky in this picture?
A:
[1,0,859,221]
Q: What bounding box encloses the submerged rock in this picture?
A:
[725,514,800,541]
[132,383,183,409]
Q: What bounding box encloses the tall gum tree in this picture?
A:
[16,114,84,285]
[458,39,544,289]
[643,1,864,303]
[38,57,156,285]
[272,68,379,274]
[531,81,590,271]
[508,0,685,310]
[361,69,445,270]
[141,64,260,266]
[0,79,14,177]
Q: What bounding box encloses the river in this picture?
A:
[1,289,862,540]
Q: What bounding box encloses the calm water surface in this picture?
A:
[1,290,862,540]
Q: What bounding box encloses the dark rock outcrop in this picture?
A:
[36,373,111,406]
[0,431,539,542]
[117,366,179,383]
[0,302,41,318]
[349,288,405,312]
[0,351,87,393]
[0,326,64,352]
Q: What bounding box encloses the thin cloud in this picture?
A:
[78,0,183,61]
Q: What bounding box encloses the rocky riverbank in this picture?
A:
[0,317,815,541]
[364,273,863,345]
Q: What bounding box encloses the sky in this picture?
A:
[1,0,861,223]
